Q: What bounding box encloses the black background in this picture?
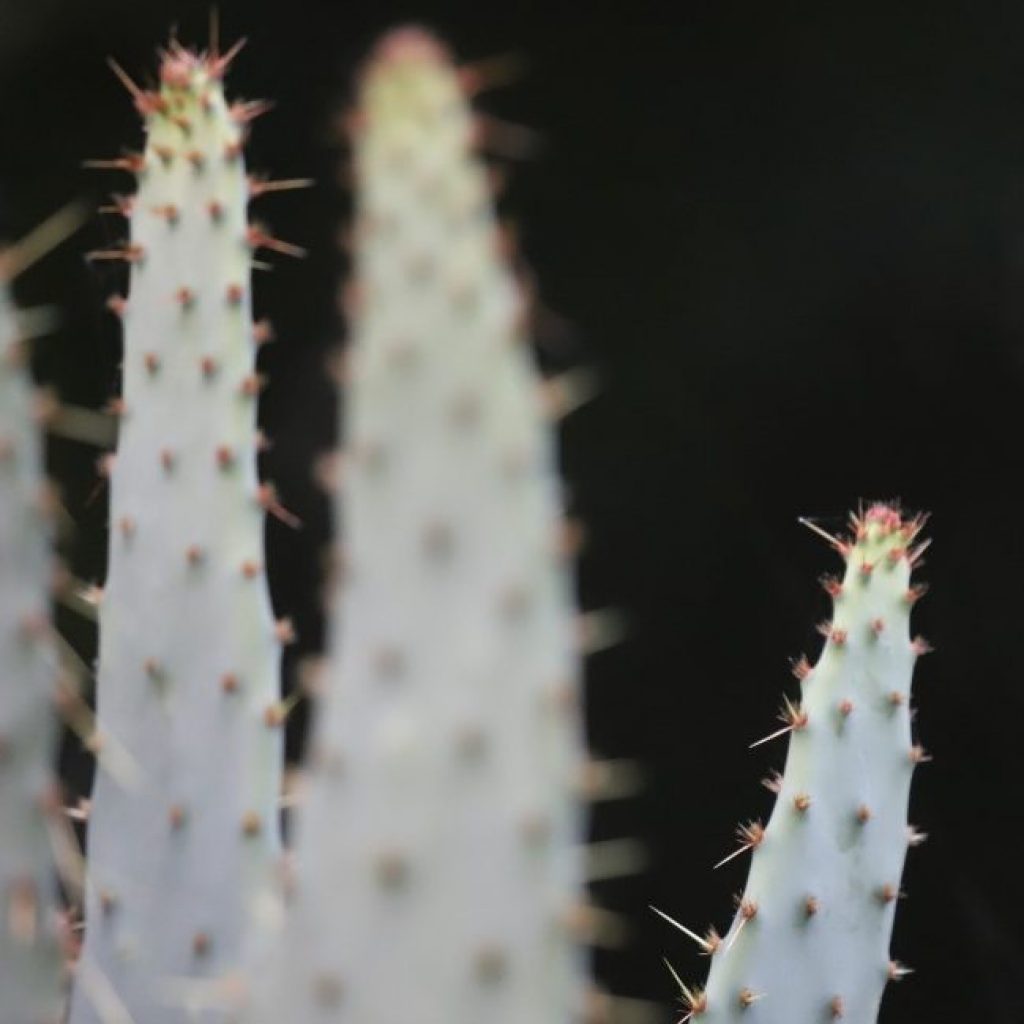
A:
[2,1,1023,1020]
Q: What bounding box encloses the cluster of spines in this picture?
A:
[659,503,930,1023]
[68,37,300,1024]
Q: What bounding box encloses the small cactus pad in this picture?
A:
[69,42,283,1024]
[667,503,929,1024]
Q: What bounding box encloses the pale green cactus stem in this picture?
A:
[661,503,930,1024]
[0,266,66,1024]
[68,39,291,1024]
[244,27,588,1023]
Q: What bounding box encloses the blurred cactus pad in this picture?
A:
[242,27,589,1024]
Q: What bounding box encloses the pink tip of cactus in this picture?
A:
[160,55,194,88]
[864,503,902,529]
[372,27,450,67]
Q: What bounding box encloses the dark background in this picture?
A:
[2,1,1022,1020]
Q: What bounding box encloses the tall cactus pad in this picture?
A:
[674,504,928,1024]
[0,281,65,1024]
[69,44,283,1024]
[246,28,586,1023]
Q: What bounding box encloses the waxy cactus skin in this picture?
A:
[69,43,285,1024]
[0,277,65,1024]
[663,504,929,1024]
[245,28,587,1024]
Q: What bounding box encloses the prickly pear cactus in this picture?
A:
[664,503,929,1024]
[69,43,284,1024]
[0,275,65,1024]
[245,28,587,1023]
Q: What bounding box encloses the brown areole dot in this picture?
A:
[519,811,552,846]
[372,645,404,679]
[737,987,761,1009]
[239,374,264,397]
[240,811,262,837]
[422,519,454,558]
[374,850,409,889]
[473,945,508,983]
[888,960,912,981]
[497,582,531,620]
[311,972,344,1008]
[876,883,899,905]
[454,723,486,760]
[263,704,286,729]
[240,560,262,580]
[98,889,118,915]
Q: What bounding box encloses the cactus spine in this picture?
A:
[664,503,928,1023]
[0,271,65,1024]
[69,42,284,1024]
[245,28,587,1023]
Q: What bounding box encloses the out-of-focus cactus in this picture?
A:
[68,41,289,1024]
[0,264,65,1024]
[244,27,588,1023]
[660,503,930,1023]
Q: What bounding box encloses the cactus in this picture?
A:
[0,263,65,1024]
[68,40,288,1024]
[660,503,929,1023]
[243,27,587,1023]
